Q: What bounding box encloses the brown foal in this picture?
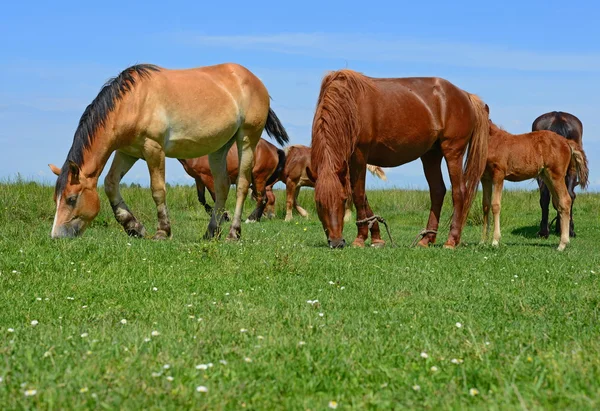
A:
[481,122,588,251]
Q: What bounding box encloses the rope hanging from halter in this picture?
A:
[355,215,395,247]
[410,229,438,248]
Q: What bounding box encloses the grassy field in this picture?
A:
[0,181,599,410]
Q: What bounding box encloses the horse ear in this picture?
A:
[68,160,81,184]
[49,164,61,176]
[484,104,490,114]
[306,166,316,183]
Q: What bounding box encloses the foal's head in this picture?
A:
[309,165,349,249]
[49,162,100,238]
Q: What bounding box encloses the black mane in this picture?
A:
[55,64,160,195]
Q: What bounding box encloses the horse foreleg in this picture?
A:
[364,195,384,247]
[228,131,258,240]
[204,142,234,239]
[195,178,213,216]
[294,185,309,218]
[419,148,446,247]
[441,145,468,248]
[104,151,146,237]
[537,178,551,238]
[144,144,171,240]
[481,178,492,243]
[491,178,504,246]
[264,186,276,219]
[246,175,267,223]
[284,179,297,222]
[349,156,370,248]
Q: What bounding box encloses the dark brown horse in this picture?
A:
[532,112,583,238]
[281,145,386,222]
[178,138,285,222]
[309,70,489,248]
[482,122,588,251]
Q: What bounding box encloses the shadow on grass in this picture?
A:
[511,225,547,239]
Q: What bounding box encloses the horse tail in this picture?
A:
[266,148,286,187]
[367,164,387,181]
[461,94,490,226]
[567,140,589,189]
[312,70,374,200]
[264,107,290,146]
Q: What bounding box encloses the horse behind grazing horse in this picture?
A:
[178,138,285,222]
[481,122,588,251]
[532,112,583,238]
[281,145,386,222]
[309,69,489,248]
[49,63,288,240]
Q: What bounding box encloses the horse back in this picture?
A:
[532,111,583,145]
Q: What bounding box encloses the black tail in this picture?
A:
[266,148,286,187]
[265,108,290,146]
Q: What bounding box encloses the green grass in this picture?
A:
[1,181,599,409]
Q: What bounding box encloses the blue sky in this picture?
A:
[1,0,599,191]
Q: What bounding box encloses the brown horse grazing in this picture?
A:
[532,112,584,238]
[481,122,588,251]
[178,138,285,222]
[49,63,288,240]
[309,70,489,249]
[281,145,386,222]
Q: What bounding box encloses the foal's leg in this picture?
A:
[481,178,492,243]
[441,143,468,248]
[284,179,297,222]
[543,172,572,251]
[418,148,446,247]
[537,178,551,238]
[491,178,504,246]
[565,172,578,237]
[228,130,259,240]
[294,186,309,218]
[204,141,234,239]
[104,151,146,237]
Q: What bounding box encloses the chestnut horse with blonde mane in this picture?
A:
[481,122,588,251]
[49,63,288,240]
[178,138,286,222]
[309,70,489,248]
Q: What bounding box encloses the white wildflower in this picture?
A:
[196,385,208,393]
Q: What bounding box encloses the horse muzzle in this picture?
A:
[328,238,346,249]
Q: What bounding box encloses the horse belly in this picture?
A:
[163,121,239,159]
[367,139,435,167]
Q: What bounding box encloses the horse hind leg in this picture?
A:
[294,185,309,218]
[204,139,235,240]
[418,148,446,247]
[246,175,267,223]
[264,186,276,219]
[543,171,572,251]
[537,178,551,238]
[565,172,577,237]
[440,142,468,248]
[284,179,297,222]
[104,151,146,237]
[228,129,260,240]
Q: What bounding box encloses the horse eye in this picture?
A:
[66,195,78,207]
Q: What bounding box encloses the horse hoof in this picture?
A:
[443,242,456,250]
[223,212,231,222]
[570,231,576,238]
[351,239,365,248]
[491,240,499,247]
[125,222,146,238]
[226,228,241,241]
[152,231,170,241]
[371,239,385,248]
[557,243,567,252]
[245,218,256,224]
[284,216,292,222]
[417,240,429,248]
[537,231,549,239]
